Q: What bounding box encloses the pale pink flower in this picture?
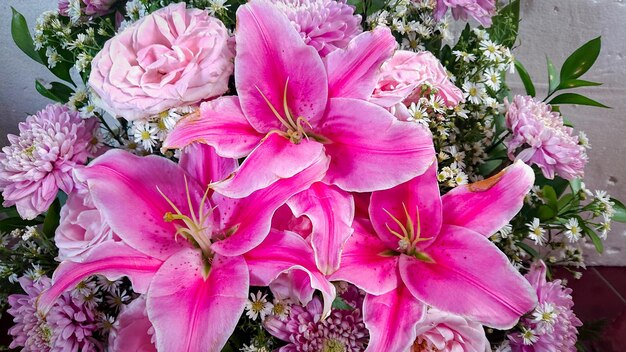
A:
[265,285,368,351]
[331,160,537,351]
[434,0,496,27]
[371,50,463,109]
[89,3,233,120]
[270,0,362,56]
[39,144,334,352]
[505,95,587,180]
[108,296,156,352]
[8,276,98,352]
[0,104,98,220]
[55,183,119,263]
[509,261,582,352]
[412,307,491,352]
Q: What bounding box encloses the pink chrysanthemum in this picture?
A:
[508,261,582,352]
[412,307,491,351]
[504,95,587,180]
[0,104,98,220]
[7,276,99,352]
[58,0,117,17]
[265,285,369,351]
[434,0,496,27]
[270,0,362,56]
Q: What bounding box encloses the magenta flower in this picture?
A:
[58,0,117,17]
[270,0,362,56]
[509,261,582,352]
[38,144,332,351]
[0,104,98,220]
[434,0,496,27]
[264,284,368,351]
[505,95,587,180]
[8,276,98,352]
[165,0,435,198]
[412,307,490,351]
[331,160,538,351]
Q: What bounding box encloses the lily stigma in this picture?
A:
[383,203,434,262]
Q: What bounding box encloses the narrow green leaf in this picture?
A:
[48,60,75,85]
[560,37,601,81]
[537,205,556,221]
[515,60,536,97]
[36,81,62,102]
[42,198,61,238]
[517,241,539,258]
[557,79,602,90]
[581,222,603,253]
[35,81,74,103]
[11,8,44,64]
[570,178,582,194]
[610,198,626,223]
[547,57,560,94]
[548,93,610,108]
[0,217,42,233]
[332,297,354,311]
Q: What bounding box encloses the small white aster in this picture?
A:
[245,291,273,321]
[564,218,582,243]
[526,218,545,246]
[132,121,158,152]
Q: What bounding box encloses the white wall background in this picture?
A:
[0,0,624,264]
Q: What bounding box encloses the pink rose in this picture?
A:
[434,0,496,27]
[54,184,118,262]
[412,307,491,352]
[89,3,234,120]
[371,50,463,109]
[108,296,156,352]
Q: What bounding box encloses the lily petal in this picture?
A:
[147,249,248,352]
[212,154,328,256]
[213,133,327,198]
[164,97,264,158]
[320,98,436,192]
[37,242,162,314]
[75,150,196,260]
[179,143,238,187]
[330,220,400,295]
[269,270,316,306]
[363,285,425,352]
[399,224,537,329]
[244,230,336,318]
[442,160,534,237]
[235,0,328,131]
[325,27,396,100]
[369,160,441,250]
[288,182,355,275]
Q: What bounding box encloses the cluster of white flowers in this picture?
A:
[367,0,449,51]
[125,107,192,154]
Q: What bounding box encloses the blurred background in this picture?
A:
[0,0,624,348]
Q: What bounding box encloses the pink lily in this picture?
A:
[37,147,329,352]
[164,0,435,198]
[331,159,538,351]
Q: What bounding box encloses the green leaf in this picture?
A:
[0,217,41,233]
[610,198,626,223]
[557,79,602,90]
[548,93,610,108]
[542,185,558,211]
[516,241,539,258]
[581,222,603,253]
[487,0,520,47]
[547,57,560,95]
[35,81,74,103]
[570,178,582,194]
[332,297,354,311]
[515,60,536,97]
[48,60,75,85]
[537,205,556,221]
[560,37,601,81]
[10,8,44,65]
[42,198,61,238]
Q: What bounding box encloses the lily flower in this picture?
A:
[37,146,331,352]
[331,159,538,351]
[164,0,435,198]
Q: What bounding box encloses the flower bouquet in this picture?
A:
[2,0,624,351]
